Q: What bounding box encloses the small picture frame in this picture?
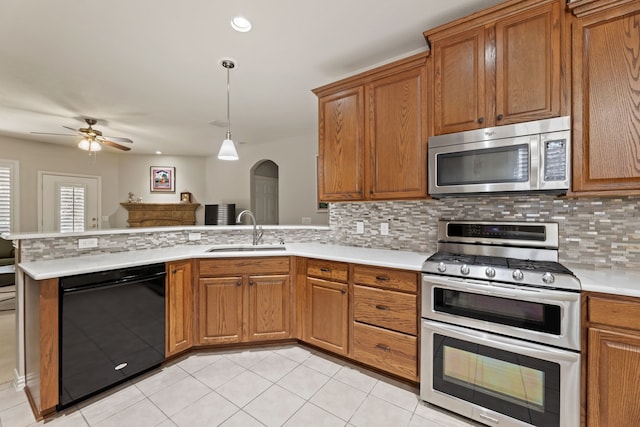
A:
[150,166,175,192]
[180,191,192,203]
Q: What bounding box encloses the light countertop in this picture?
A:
[18,243,431,280]
[17,243,640,298]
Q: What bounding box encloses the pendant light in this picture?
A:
[218,59,239,161]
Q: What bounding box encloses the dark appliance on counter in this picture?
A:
[58,263,166,408]
[421,221,580,427]
[428,116,571,197]
[205,203,236,225]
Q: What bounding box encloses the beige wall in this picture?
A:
[2,132,327,232]
[205,132,328,225]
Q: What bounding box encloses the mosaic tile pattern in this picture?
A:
[19,228,328,262]
[18,195,640,269]
[328,195,640,269]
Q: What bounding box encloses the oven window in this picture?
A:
[433,334,560,426]
[434,288,561,335]
[436,144,529,186]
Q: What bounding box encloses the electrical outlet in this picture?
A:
[356,221,364,234]
[188,232,201,241]
[380,222,389,235]
[78,238,98,249]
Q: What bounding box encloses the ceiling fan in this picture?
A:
[31,118,133,151]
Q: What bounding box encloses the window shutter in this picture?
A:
[0,165,11,233]
[59,185,86,233]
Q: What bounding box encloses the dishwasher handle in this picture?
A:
[61,270,166,294]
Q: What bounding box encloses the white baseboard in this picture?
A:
[12,368,24,390]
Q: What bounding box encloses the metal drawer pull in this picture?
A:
[375,304,390,311]
[375,344,391,352]
[320,268,331,273]
[375,276,390,281]
[236,281,241,287]
[341,289,346,295]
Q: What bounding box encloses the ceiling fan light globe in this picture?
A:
[218,138,238,161]
[78,139,90,150]
[89,141,102,152]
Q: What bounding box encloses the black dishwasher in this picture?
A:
[58,263,166,408]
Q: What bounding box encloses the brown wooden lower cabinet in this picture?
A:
[166,260,194,357]
[585,293,640,427]
[197,257,292,345]
[304,277,349,355]
[352,322,417,380]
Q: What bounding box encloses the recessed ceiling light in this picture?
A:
[155,151,162,155]
[231,16,252,33]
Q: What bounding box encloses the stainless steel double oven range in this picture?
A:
[421,221,580,427]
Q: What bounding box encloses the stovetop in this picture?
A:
[422,251,580,291]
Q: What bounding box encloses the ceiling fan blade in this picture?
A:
[100,139,131,151]
[62,125,82,134]
[99,135,133,143]
[30,131,77,137]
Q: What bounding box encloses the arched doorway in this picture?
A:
[250,160,279,225]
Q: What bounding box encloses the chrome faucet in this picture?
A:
[236,210,263,245]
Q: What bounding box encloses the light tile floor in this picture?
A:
[0,345,482,427]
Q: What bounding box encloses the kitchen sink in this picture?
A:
[206,246,286,253]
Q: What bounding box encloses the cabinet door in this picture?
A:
[494,1,561,125]
[166,260,194,356]
[588,328,640,427]
[367,66,427,199]
[571,5,640,193]
[432,26,486,134]
[305,277,349,355]
[198,277,243,345]
[247,274,291,341]
[317,87,365,201]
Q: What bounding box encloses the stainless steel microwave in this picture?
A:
[428,116,570,197]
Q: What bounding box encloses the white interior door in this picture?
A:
[39,172,101,232]
[254,176,278,225]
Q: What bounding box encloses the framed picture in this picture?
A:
[180,191,192,203]
[150,166,175,192]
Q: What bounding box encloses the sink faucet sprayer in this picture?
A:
[236,210,263,245]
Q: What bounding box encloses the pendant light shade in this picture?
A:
[218,59,239,161]
[78,138,101,152]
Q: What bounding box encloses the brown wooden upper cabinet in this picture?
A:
[425,0,565,135]
[313,52,428,202]
[568,0,640,194]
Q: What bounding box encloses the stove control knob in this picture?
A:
[485,267,496,278]
[460,265,470,275]
[512,269,524,281]
[437,262,447,273]
[542,272,555,284]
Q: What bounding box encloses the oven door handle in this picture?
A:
[423,274,579,303]
[422,319,580,363]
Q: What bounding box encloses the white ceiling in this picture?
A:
[0,0,502,156]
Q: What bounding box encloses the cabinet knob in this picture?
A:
[375,343,391,352]
[172,270,177,274]
[496,114,504,121]
[478,117,484,124]
[340,289,346,295]
[236,281,241,287]
[249,281,254,286]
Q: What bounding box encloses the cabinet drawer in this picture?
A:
[588,296,640,332]
[199,257,290,277]
[307,259,348,283]
[353,322,417,381]
[353,285,417,335]
[353,265,417,293]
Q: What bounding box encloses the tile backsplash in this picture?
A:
[18,194,640,270]
[328,195,640,269]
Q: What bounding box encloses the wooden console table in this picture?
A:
[121,203,200,227]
